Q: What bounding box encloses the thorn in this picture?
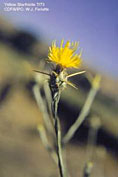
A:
[67,70,86,78]
[52,71,58,76]
[66,81,78,89]
[33,70,50,76]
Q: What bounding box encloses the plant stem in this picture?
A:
[52,92,66,177]
[33,84,53,134]
[33,84,58,164]
[63,75,101,145]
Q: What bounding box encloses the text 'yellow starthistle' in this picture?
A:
[48,40,82,68]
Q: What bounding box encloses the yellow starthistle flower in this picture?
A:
[33,39,85,92]
[48,40,82,68]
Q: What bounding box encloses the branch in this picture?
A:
[37,125,58,165]
[33,83,58,164]
[82,116,101,177]
[63,75,101,145]
[33,84,54,135]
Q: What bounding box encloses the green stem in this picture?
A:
[63,75,101,145]
[52,93,66,177]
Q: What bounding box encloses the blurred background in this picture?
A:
[0,0,118,177]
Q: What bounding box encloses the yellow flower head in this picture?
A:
[48,40,82,68]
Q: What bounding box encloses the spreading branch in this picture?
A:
[63,75,101,145]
